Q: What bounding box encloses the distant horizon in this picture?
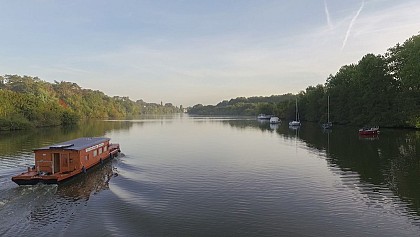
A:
[2,0,419,107]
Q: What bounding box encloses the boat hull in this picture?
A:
[269,117,280,124]
[358,130,379,135]
[12,144,120,185]
[358,127,379,136]
[12,177,59,185]
[322,122,332,129]
[257,114,272,120]
[289,121,301,126]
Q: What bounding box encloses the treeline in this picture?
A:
[0,75,182,130]
[189,34,420,128]
[188,94,295,116]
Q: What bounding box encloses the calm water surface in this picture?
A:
[0,115,419,237]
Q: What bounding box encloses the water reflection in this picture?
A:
[358,134,380,141]
[1,116,420,236]
[0,156,119,236]
[269,123,279,130]
[220,118,420,220]
[57,158,118,201]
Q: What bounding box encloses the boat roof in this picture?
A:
[35,137,110,151]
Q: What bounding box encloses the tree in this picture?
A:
[386,34,420,127]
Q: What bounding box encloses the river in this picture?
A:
[0,115,419,237]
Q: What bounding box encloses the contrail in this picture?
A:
[324,0,333,29]
[342,0,365,50]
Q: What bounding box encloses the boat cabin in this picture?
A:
[269,116,280,124]
[12,137,120,185]
[34,137,111,175]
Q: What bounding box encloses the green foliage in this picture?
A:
[61,110,80,126]
[0,75,181,130]
[189,94,294,116]
[189,34,420,128]
[0,115,33,130]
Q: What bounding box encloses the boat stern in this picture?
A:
[12,170,59,185]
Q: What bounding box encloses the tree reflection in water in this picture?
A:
[222,118,420,220]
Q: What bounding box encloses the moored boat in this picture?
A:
[289,98,301,127]
[358,126,380,135]
[322,96,332,129]
[257,114,272,120]
[322,122,332,129]
[12,137,120,185]
[289,121,301,126]
[269,116,280,124]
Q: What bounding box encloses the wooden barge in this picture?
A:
[12,137,120,185]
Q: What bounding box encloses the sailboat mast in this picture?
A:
[327,95,330,123]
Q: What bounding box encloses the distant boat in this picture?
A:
[257,114,272,120]
[322,96,332,129]
[322,122,333,129]
[269,116,280,124]
[289,98,301,126]
[358,126,380,136]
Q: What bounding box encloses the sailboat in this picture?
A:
[289,98,301,126]
[322,96,332,129]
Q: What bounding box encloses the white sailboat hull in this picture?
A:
[289,121,301,126]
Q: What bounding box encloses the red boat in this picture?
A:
[358,126,380,135]
[12,137,120,185]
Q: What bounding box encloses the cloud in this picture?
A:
[324,0,333,29]
[342,0,365,50]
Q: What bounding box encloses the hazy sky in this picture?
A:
[1,0,419,106]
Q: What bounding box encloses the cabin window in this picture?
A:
[99,147,103,154]
[93,150,98,157]
[85,155,89,161]
[104,146,107,152]
[70,158,73,163]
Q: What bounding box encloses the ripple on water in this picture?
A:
[0,152,34,170]
[1,119,420,237]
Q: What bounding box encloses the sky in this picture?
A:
[1,0,419,107]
